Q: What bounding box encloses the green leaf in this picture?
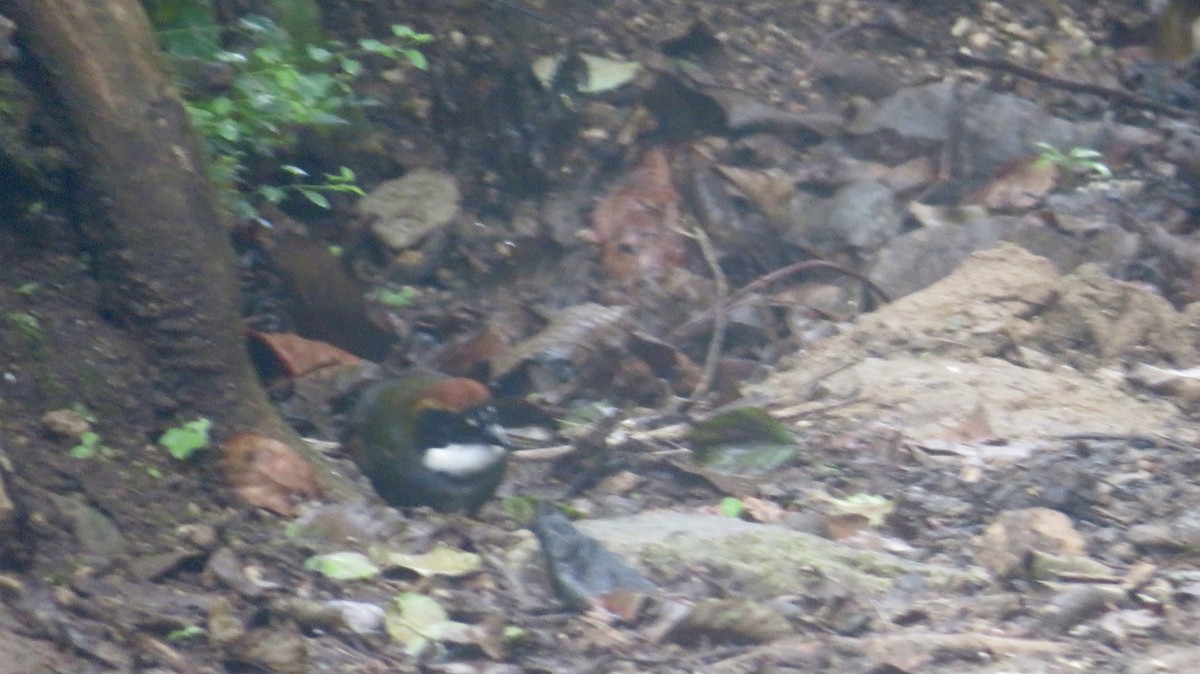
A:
[299,189,331,209]
[258,185,286,204]
[280,164,309,177]
[69,402,96,422]
[384,593,449,655]
[373,286,416,307]
[158,418,212,461]
[306,45,334,63]
[358,38,389,54]
[688,407,796,475]
[720,497,744,518]
[166,625,205,642]
[401,48,428,70]
[326,183,365,196]
[214,119,240,142]
[304,551,381,580]
[375,543,482,578]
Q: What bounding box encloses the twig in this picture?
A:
[950,51,1196,119]
[669,259,891,342]
[824,11,1198,121]
[688,226,727,403]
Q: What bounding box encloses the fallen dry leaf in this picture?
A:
[967,156,1058,211]
[222,433,323,516]
[975,507,1087,580]
[247,330,365,379]
[590,147,688,287]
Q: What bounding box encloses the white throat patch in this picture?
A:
[423,443,506,477]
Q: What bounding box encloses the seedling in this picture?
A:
[69,402,97,423]
[158,417,212,460]
[257,165,365,209]
[71,431,102,459]
[1033,142,1113,180]
[149,6,432,219]
[373,286,417,308]
[167,625,205,642]
[719,497,744,519]
[5,311,43,343]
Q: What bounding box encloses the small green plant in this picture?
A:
[71,431,103,459]
[135,460,164,478]
[257,165,364,209]
[147,4,432,219]
[354,25,433,70]
[719,497,744,519]
[5,311,43,342]
[158,417,212,460]
[167,625,206,642]
[373,286,417,308]
[1033,142,1113,180]
[69,402,97,423]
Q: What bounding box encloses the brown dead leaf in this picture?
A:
[715,165,795,225]
[222,433,322,516]
[627,331,703,395]
[826,513,871,541]
[594,590,651,623]
[590,147,688,287]
[740,496,784,523]
[247,330,364,379]
[975,507,1087,580]
[431,324,512,379]
[967,156,1058,211]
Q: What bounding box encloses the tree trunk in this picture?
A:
[0,0,358,499]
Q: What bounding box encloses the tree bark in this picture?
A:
[0,0,358,499]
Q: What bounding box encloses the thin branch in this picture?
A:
[669,259,891,343]
[950,51,1195,119]
[688,225,727,403]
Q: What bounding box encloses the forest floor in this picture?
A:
[5,0,1200,672]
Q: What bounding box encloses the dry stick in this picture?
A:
[819,12,1199,121]
[670,259,891,343]
[950,51,1196,119]
[688,225,728,403]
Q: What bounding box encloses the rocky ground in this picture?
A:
[5,0,1200,672]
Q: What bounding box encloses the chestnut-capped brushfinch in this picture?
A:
[347,371,508,515]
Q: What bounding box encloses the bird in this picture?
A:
[346,371,509,515]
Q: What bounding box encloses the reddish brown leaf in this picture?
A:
[431,324,512,379]
[222,432,323,516]
[247,330,365,379]
[594,590,651,623]
[591,147,688,286]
